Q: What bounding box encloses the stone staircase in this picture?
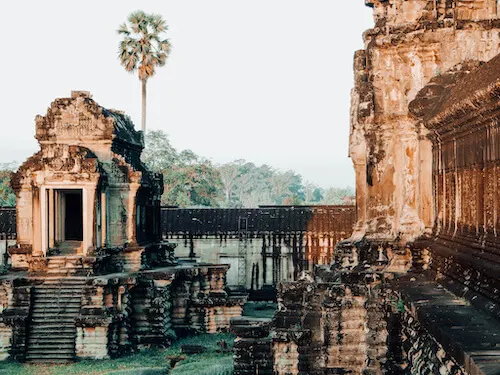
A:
[25,277,86,363]
[46,255,91,277]
[56,240,83,255]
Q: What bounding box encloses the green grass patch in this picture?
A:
[171,355,233,375]
[0,334,235,375]
[242,302,277,319]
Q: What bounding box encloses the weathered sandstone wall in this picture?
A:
[351,0,500,242]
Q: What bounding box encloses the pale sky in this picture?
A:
[0,1,374,188]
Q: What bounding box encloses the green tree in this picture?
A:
[218,161,243,204]
[0,162,17,207]
[270,171,304,205]
[143,131,223,207]
[312,187,324,203]
[141,130,177,171]
[118,11,171,133]
[321,186,355,205]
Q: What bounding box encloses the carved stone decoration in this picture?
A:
[9,91,163,265]
[350,0,500,243]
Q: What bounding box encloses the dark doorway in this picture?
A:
[64,191,83,240]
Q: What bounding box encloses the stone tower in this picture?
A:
[350,0,500,243]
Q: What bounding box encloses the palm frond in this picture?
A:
[118,10,171,78]
[117,23,130,35]
[150,14,167,33]
[156,52,167,67]
[160,39,171,53]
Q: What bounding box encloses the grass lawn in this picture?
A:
[0,334,235,375]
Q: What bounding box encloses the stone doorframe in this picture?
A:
[39,182,99,257]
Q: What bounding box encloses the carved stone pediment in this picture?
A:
[36,93,115,143]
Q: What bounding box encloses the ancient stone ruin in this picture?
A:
[6,2,500,373]
[230,2,500,374]
[0,91,245,363]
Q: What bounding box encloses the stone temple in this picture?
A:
[229,1,500,374]
[6,1,500,373]
[10,90,163,270]
[0,92,244,362]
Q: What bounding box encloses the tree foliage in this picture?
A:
[143,131,223,207]
[142,130,355,208]
[0,162,17,207]
[117,10,171,133]
[117,11,171,81]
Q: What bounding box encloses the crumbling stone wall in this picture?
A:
[231,241,500,375]
[271,271,392,375]
[351,0,500,242]
[77,276,136,359]
[72,264,245,360]
[171,265,244,336]
[130,277,175,350]
[232,318,274,375]
[0,279,31,361]
[0,263,244,362]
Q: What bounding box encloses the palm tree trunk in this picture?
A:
[141,79,147,133]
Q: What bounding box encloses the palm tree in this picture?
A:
[117,11,171,133]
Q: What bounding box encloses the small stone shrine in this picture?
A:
[10,90,163,270]
[0,92,245,363]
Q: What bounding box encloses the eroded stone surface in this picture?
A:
[351,0,500,243]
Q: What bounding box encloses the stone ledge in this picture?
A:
[230,317,271,338]
[394,273,500,375]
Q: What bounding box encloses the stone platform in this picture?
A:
[0,261,246,362]
[395,272,500,375]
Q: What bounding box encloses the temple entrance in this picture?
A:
[64,191,83,241]
[52,189,84,253]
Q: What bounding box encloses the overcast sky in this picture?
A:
[0,1,373,188]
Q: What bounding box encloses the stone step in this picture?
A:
[32,315,79,321]
[26,357,74,363]
[34,294,82,299]
[28,334,75,341]
[32,307,80,313]
[36,285,83,290]
[46,264,83,268]
[35,289,82,295]
[33,300,81,306]
[47,267,84,276]
[32,308,80,313]
[46,273,84,277]
[25,279,83,362]
[32,303,81,309]
[26,353,74,359]
[31,310,77,316]
[41,281,87,286]
[32,306,81,312]
[27,345,75,352]
[31,318,75,324]
[29,324,75,331]
[47,262,84,267]
[29,331,75,338]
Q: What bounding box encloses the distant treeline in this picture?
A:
[0,130,355,208]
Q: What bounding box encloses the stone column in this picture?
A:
[31,186,42,257]
[83,186,96,255]
[126,183,141,245]
[101,191,107,248]
[48,188,55,249]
